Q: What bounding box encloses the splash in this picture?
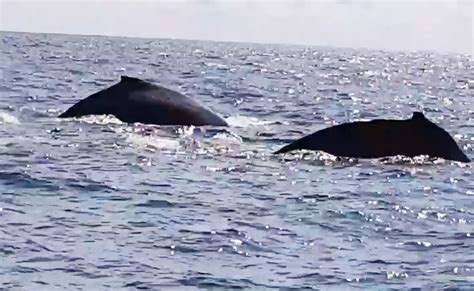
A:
[125,133,181,152]
[225,115,278,127]
[211,132,243,144]
[176,125,196,137]
[73,114,123,125]
[0,112,20,124]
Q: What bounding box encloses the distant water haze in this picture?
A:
[0,0,472,54]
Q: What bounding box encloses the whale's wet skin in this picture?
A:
[275,112,470,162]
[59,75,228,126]
[1,32,473,290]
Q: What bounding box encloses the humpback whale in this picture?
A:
[59,76,228,126]
[275,112,470,163]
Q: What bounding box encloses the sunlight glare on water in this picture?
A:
[0,31,473,290]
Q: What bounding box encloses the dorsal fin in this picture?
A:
[120,75,145,83]
[411,111,426,121]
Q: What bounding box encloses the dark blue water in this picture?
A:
[1,31,473,290]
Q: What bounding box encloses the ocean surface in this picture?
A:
[0,31,473,290]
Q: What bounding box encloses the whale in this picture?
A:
[59,76,228,126]
[274,112,470,163]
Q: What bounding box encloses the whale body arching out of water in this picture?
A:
[275,112,470,163]
[59,76,228,127]
[58,76,469,163]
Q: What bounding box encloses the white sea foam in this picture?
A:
[0,112,20,124]
[74,114,123,125]
[125,133,180,152]
[225,115,277,127]
[211,131,243,144]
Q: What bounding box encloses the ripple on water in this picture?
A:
[0,31,472,290]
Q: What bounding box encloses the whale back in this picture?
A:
[59,76,227,126]
[275,112,470,162]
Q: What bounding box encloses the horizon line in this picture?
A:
[1,29,470,57]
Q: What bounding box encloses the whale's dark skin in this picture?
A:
[59,76,228,126]
[275,112,470,163]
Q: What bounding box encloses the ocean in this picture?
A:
[1,31,473,290]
